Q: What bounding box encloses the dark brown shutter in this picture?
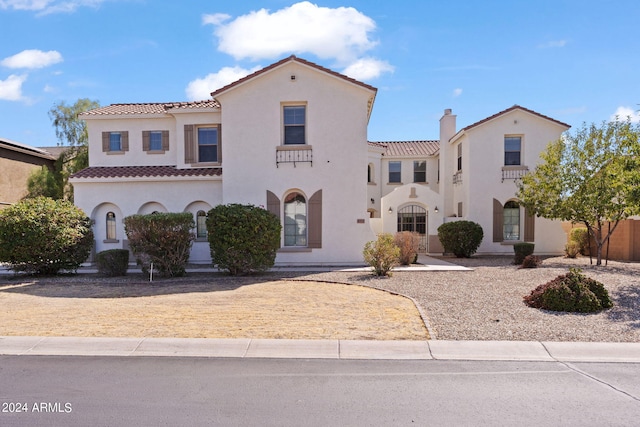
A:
[121,131,129,152]
[142,131,150,151]
[184,125,195,163]
[266,190,280,220]
[493,198,503,242]
[308,190,322,248]
[102,132,109,152]
[524,207,535,242]
[162,130,170,151]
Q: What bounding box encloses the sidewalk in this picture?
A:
[2,336,640,362]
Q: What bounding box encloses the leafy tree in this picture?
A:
[517,120,640,266]
[124,213,195,277]
[26,164,63,199]
[207,204,281,275]
[0,197,93,275]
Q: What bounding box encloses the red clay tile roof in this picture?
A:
[71,165,222,179]
[210,55,377,98]
[369,140,440,157]
[81,100,220,116]
[461,105,570,132]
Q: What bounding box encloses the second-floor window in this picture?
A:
[143,130,169,152]
[283,106,306,145]
[457,143,462,171]
[413,161,426,183]
[389,161,401,183]
[198,127,219,163]
[504,136,522,166]
[150,131,162,151]
[102,131,129,153]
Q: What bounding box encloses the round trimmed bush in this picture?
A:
[96,249,129,277]
[514,242,534,265]
[437,220,483,258]
[207,204,281,275]
[523,268,613,313]
[0,197,93,275]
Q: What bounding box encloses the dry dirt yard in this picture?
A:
[0,274,428,340]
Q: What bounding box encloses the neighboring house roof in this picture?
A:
[80,100,220,116]
[71,165,222,179]
[369,140,440,157]
[38,146,68,159]
[0,137,55,161]
[210,55,378,98]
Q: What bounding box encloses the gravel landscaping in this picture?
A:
[295,255,640,342]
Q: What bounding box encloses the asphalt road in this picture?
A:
[1,356,640,426]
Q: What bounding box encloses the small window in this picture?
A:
[503,201,520,240]
[198,127,219,163]
[283,106,306,145]
[196,210,207,239]
[457,143,462,171]
[389,161,401,183]
[109,133,122,151]
[413,161,426,183]
[367,164,372,183]
[106,212,116,240]
[150,131,162,151]
[284,192,307,246]
[505,136,522,166]
[102,131,128,152]
[457,202,463,218]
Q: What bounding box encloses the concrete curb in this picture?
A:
[2,336,640,362]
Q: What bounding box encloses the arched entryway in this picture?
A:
[397,204,427,252]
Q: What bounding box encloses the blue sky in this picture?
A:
[1,0,639,148]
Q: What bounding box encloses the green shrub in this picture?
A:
[523,268,613,313]
[437,220,484,258]
[96,249,129,277]
[565,241,580,258]
[363,233,400,276]
[513,242,535,265]
[207,204,281,275]
[570,227,590,255]
[520,254,542,269]
[124,213,195,277]
[394,231,419,265]
[0,197,93,275]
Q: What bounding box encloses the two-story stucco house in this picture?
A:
[71,55,570,265]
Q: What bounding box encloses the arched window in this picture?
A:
[503,201,520,241]
[106,212,116,240]
[284,192,307,246]
[196,210,207,239]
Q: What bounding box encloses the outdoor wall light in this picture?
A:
[434,206,439,213]
[370,198,375,204]
[388,207,393,213]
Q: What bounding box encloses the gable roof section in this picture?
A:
[210,55,377,99]
[369,140,440,157]
[71,165,222,179]
[81,100,220,116]
[461,105,570,133]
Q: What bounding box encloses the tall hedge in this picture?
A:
[0,197,93,275]
[437,220,484,258]
[124,212,195,277]
[207,204,281,275]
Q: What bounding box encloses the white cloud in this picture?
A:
[1,49,63,69]
[453,88,463,97]
[202,13,230,26]
[610,106,640,123]
[186,65,261,100]
[0,74,27,101]
[341,57,394,81]
[207,1,378,64]
[0,0,107,15]
[538,40,568,49]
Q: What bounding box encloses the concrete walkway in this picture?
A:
[2,336,640,363]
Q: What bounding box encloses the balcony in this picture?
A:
[501,166,529,182]
[453,170,463,185]
[276,145,313,167]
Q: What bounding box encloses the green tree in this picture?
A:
[47,98,100,200]
[517,120,640,266]
[25,163,63,199]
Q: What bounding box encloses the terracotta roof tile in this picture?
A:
[81,100,220,116]
[211,55,377,98]
[71,165,222,179]
[461,104,570,132]
[370,140,440,157]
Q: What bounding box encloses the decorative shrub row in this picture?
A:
[96,249,129,277]
[0,197,93,275]
[523,268,613,313]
